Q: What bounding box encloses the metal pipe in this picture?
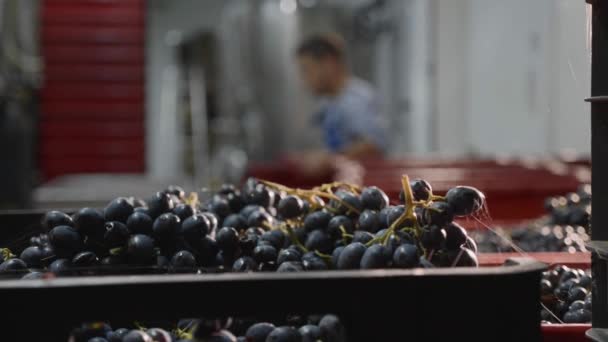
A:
[187,64,210,191]
[158,65,180,179]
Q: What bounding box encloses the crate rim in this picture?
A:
[0,258,546,289]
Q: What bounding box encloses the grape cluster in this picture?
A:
[0,176,485,277]
[70,314,345,342]
[473,224,590,253]
[473,184,591,253]
[544,184,591,228]
[541,265,592,324]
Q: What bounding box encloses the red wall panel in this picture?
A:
[43,45,143,64]
[42,26,144,44]
[41,138,144,157]
[40,121,145,139]
[41,101,144,120]
[45,64,144,82]
[43,4,143,25]
[40,0,145,180]
[41,83,144,101]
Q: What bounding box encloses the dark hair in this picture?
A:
[296,33,345,61]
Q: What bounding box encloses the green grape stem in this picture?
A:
[283,226,309,253]
[265,177,426,258]
[263,219,309,253]
[109,247,123,256]
[366,175,420,247]
[134,321,147,331]
[314,250,332,260]
[314,181,362,195]
[261,180,362,215]
[0,248,14,260]
[185,192,200,207]
[308,191,361,215]
[174,327,194,340]
[338,225,353,243]
[430,195,446,201]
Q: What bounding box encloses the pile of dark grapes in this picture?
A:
[472,184,591,253]
[473,224,590,253]
[0,176,485,277]
[70,314,345,342]
[541,265,592,324]
[544,184,591,228]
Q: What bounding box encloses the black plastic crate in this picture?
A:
[2,260,544,341]
[0,209,76,252]
[0,210,545,341]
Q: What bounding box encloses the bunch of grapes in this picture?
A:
[70,314,345,342]
[0,175,485,278]
[541,265,592,324]
[545,184,591,228]
[473,184,591,253]
[473,224,590,253]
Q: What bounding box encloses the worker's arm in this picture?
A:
[338,92,388,159]
[284,150,329,177]
[340,138,383,160]
[292,140,381,177]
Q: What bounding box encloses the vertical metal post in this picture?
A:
[187,64,210,191]
[589,0,608,329]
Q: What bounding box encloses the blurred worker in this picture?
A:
[294,33,387,174]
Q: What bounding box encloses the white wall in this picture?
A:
[146,0,226,179]
[404,0,434,154]
[468,0,552,156]
[551,0,591,154]
[429,0,591,158]
[434,0,470,156]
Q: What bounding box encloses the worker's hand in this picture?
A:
[333,155,364,185]
[301,150,334,176]
[341,139,384,160]
[287,150,334,177]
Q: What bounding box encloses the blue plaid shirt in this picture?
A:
[313,78,388,154]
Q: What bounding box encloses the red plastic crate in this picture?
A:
[357,157,590,174]
[369,159,502,168]
[542,324,590,342]
[363,166,580,186]
[246,158,584,221]
[245,159,334,189]
[478,252,590,269]
[479,252,591,342]
[361,164,581,221]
